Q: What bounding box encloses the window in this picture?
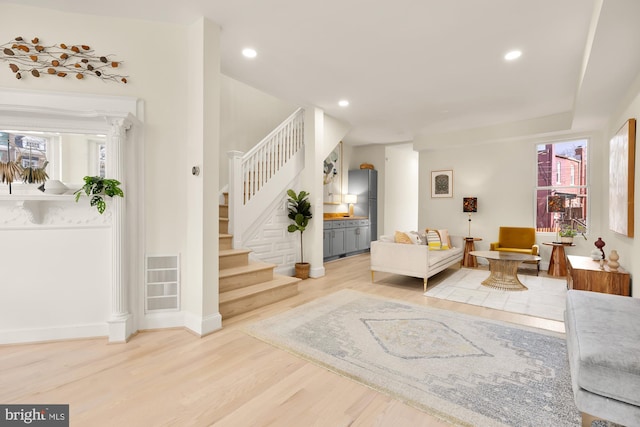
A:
[536,139,588,234]
[0,132,48,170]
[570,165,575,185]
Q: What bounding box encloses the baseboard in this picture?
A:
[310,265,325,278]
[141,311,186,330]
[184,311,222,337]
[274,265,295,276]
[275,264,325,278]
[108,314,135,343]
[0,323,109,345]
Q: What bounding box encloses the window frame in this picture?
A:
[534,138,590,235]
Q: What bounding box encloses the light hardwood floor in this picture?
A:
[0,255,564,426]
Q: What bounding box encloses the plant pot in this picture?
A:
[295,262,310,279]
[560,236,573,244]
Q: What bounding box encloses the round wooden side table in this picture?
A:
[543,241,575,277]
[462,237,482,268]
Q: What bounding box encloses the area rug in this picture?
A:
[245,289,579,427]
[425,268,567,321]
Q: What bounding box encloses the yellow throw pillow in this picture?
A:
[425,229,442,250]
[428,242,442,250]
[394,231,412,244]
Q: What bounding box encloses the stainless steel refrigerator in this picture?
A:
[348,169,378,242]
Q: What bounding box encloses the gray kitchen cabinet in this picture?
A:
[345,220,370,253]
[324,219,370,261]
[323,230,332,258]
[331,227,346,256]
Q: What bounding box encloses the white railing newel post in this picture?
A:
[228,150,243,249]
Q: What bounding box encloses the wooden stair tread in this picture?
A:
[219,234,232,239]
[219,261,275,278]
[219,248,251,258]
[219,275,300,304]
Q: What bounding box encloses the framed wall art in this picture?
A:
[323,142,342,204]
[431,169,453,198]
[608,118,635,237]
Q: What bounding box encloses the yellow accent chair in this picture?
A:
[489,226,540,275]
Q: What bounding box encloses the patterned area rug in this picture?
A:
[245,290,580,427]
[425,268,567,321]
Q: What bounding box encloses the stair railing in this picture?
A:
[228,108,305,248]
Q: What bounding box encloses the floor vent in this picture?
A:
[145,255,180,312]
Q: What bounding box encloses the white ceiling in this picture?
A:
[6,0,640,146]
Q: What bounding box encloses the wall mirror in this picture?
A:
[0,129,106,194]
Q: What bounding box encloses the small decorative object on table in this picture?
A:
[559,226,577,244]
[594,237,606,259]
[42,179,68,195]
[608,250,620,272]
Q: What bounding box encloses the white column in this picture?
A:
[183,17,222,335]
[303,108,326,278]
[106,117,133,342]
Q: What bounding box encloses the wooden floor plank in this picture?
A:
[0,254,565,426]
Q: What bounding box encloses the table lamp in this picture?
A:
[547,195,564,241]
[463,197,477,237]
[344,194,357,217]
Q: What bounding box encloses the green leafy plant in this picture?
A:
[559,226,578,238]
[558,221,587,240]
[74,176,124,214]
[286,189,312,263]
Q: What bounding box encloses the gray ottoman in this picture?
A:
[565,290,640,426]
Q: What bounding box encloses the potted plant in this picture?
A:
[74,176,124,214]
[287,189,312,279]
[559,226,577,244]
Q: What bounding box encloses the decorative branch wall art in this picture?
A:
[1,36,128,83]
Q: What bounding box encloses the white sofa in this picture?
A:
[370,235,463,292]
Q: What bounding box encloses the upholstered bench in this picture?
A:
[565,290,640,426]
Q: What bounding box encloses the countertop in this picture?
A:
[324,216,368,221]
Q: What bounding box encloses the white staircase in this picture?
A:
[220,108,305,319]
[228,108,305,249]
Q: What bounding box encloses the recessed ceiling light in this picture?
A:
[338,99,349,107]
[242,48,257,59]
[504,50,522,61]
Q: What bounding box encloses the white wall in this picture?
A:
[602,74,640,293]
[219,75,298,189]
[320,114,351,215]
[0,225,111,343]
